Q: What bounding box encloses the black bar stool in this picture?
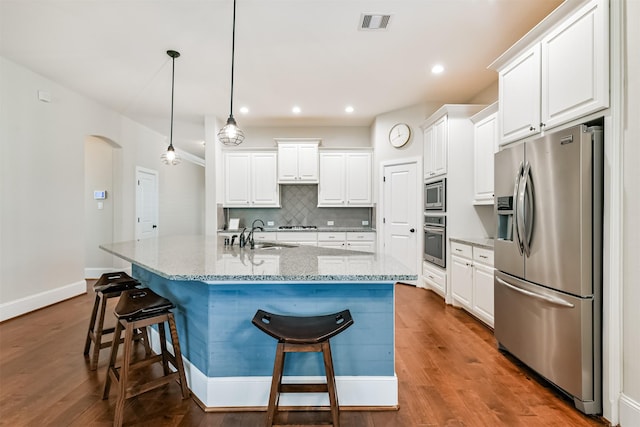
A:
[103,288,190,427]
[252,309,354,427]
[83,271,146,370]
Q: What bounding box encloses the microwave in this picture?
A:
[425,178,446,211]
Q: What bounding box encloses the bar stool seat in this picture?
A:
[252,309,354,427]
[103,288,189,427]
[83,272,145,370]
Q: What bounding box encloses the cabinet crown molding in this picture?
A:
[488,0,593,71]
[420,104,486,130]
[471,102,499,124]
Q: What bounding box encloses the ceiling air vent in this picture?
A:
[359,13,392,30]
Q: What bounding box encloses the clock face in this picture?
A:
[389,123,411,148]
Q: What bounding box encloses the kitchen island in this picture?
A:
[100,235,416,410]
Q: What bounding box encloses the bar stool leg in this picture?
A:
[103,319,124,399]
[139,327,152,356]
[266,342,286,427]
[89,292,110,370]
[83,293,100,355]
[322,341,340,427]
[113,322,135,427]
[158,322,170,376]
[167,313,190,398]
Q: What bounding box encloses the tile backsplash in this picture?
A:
[224,184,373,229]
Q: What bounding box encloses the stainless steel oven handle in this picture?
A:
[424,226,445,233]
[496,277,574,308]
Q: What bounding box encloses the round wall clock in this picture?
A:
[389,123,412,148]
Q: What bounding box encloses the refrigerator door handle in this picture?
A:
[496,277,575,308]
[514,162,524,255]
[518,161,534,257]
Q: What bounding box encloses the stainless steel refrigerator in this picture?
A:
[494,124,602,415]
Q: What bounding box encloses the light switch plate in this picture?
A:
[267,221,274,226]
[362,220,369,226]
[327,220,334,226]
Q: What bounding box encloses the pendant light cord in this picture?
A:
[170,54,175,147]
[229,0,237,118]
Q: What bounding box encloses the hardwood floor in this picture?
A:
[0,282,608,426]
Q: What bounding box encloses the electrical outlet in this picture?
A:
[267,221,275,226]
[362,220,369,226]
[327,220,334,226]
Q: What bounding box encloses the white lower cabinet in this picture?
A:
[450,241,495,327]
[422,261,447,297]
[317,231,376,253]
[276,231,318,246]
[318,255,374,275]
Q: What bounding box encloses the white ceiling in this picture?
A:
[0,0,563,157]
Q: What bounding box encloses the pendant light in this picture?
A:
[218,0,245,146]
[161,50,182,165]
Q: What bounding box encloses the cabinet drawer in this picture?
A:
[473,247,494,265]
[346,232,375,241]
[423,262,446,287]
[276,231,317,242]
[451,241,472,259]
[317,232,347,242]
[252,232,275,242]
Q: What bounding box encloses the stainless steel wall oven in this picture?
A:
[423,214,446,267]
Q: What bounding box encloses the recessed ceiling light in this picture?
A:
[239,106,249,114]
[292,106,301,114]
[345,106,354,113]
[431,64,444,74]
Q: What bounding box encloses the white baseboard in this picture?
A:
[620,393,640,427]
[84,267,132,279]
[148,328,398,409]
[0,280,86,322]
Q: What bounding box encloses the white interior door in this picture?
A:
[136,167,159,240]
[382,161,419,276]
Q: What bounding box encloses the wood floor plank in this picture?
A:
[0,282,609,426]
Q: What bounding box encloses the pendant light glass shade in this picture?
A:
[219,0,244,146]
[161,50,182,165]
[218,115,244,146]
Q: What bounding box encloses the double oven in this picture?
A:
[423,178,446,267]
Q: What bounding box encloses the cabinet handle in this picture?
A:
[455,248,462,252]
[529,126,536,131]
[479,255,488,259]
[540,122,546,128]
[428,275,434,279]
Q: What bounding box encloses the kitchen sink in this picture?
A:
[252,242,297,250]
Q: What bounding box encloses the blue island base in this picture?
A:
[134,265,398,409]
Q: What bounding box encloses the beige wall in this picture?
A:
[0,57,205,319]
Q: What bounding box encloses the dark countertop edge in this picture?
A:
[449,237,495,250]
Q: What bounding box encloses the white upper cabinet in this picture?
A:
[223,151,280,207]
[423,114,448,180]
[499,45,541,144]
[471,103,499,205]
[493,0,609,145]
[318,151,372,207]
[541,0,608,129]
[276,140,319,183]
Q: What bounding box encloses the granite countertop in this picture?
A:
[100,235,414,282]
[450,237,495,250]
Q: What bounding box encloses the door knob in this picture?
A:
[409,228,415,233]
[152,225,157,229]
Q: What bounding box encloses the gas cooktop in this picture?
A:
[278,225,317,230]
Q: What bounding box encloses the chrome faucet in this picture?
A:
[239,227,248,248]
[248,219,265,249]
